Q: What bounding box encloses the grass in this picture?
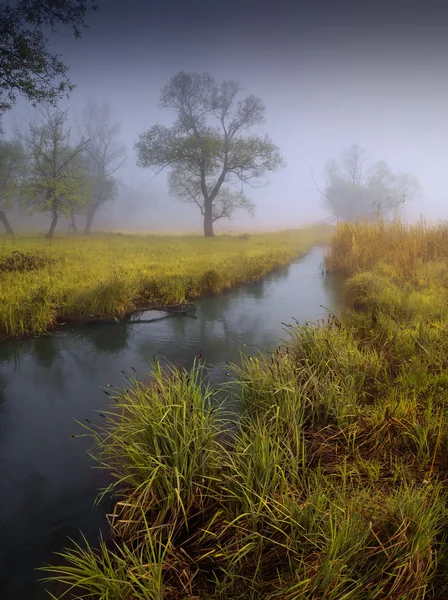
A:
[41,218,448,598]
[325,218,448,276]
[0,226,331,339]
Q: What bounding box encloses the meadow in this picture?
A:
[41,219,448,599]
[0,227,331,340]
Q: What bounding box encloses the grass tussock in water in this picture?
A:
[42,219,448,598]
[41,339,448,599]
[0,227,330,339]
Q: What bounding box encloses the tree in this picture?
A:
[78,101,127,234]
[135,72,284,237]
[0,0,98,112]
[168,165,255,226]
[20,109,91,237]
[315,144,420,222]
[0,136,27,234]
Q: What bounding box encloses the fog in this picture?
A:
[3,0,448,233]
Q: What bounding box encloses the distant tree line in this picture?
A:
[0,0,128,237]
[315,144,420,223]
[0,104,423,237]
[0,69,287,237]
[0,103,127,237]
[0,2,423,236]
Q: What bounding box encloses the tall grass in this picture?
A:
[41,341,448,598]
[325,218,448,276]
[0,227,331,339]
[42,350,448,596]
[326,219,448,371]
[42,219,448,598]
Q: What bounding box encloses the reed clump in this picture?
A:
[42,219,448,598]
[41,329,448,598]
[0,226,331,339]
[324,218,448,276]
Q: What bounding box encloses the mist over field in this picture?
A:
[2,0,448,234]
[5,4,448,598]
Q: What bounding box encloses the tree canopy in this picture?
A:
[78,100,127,234]
[135,72,284,236]
[0,0,98,112]
[20,108,91,237]
[316,144,420,222]
[0,136,27,233]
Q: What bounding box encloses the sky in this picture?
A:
[3,0,448,232]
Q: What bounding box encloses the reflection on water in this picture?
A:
[0,246,342,599]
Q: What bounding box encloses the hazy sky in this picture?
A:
[4,0,448,231]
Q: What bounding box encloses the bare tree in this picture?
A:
[135,72,285,237]
[20,109,90,237]
[342,144,366,185]
[79,101,127,234]
[314,144,420,222]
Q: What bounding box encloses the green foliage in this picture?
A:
[20,108,91,236]
[0,0,98,112]
[0,134,27,232]
[168,166,255,224]
[135,72,285,236]
[92,360,226,525]
[0,136,27,212]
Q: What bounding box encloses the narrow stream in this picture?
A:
[0,246,343,599]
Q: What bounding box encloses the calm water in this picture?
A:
[0,246,342,599]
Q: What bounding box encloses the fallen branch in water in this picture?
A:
[128,313,197,325]
[56,303,197,327]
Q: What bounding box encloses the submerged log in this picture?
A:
[56,303,197,327]
[133,302,197,314]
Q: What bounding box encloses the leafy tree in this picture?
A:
[315,144,420,222]
[0,136,27,234]
[135,72,284,237]
[168,165,255,226]
[78,100,127,234]
[0,0,98,112]
[20,109,91,237]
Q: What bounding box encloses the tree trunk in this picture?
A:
[203,202,214,237]
[0,210,14,235]
[84,206,96,235]
[70,212,78,232]
[46,212,58,238]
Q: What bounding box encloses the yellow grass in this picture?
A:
[43,221,448,599]
[325,218,448,373]
[325,218,448,276]
[0,226,332,339]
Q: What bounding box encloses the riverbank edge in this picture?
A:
[0,239,328,342]
[42,221,448,598]
[56,246,324,326]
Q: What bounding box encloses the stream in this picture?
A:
[0,246,343,599]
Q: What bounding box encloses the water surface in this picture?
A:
[0,246,342,599]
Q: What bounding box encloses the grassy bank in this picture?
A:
[43,220,448,598]
[0,227,331,340]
